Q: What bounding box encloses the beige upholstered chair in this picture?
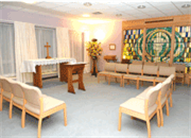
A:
[0,77,12,118]
[9,81,26,128]
[108,63,128,87]
[156,62,169,67]
[118,83,162,138]
[132,60,142,65]
[172,63,186,85]
[97,63,116,83]
[139,65,158,86]
[21,84,67,138]
[156,66,176,83]
[167,74,175,107]
[123,64,142,89]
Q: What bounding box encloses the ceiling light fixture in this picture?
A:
[181,4,191,8]
[82,14,90,17]
[116,14,122,17]
[23,1,36,4]
[137,5,146,9]
[84,2,92,7]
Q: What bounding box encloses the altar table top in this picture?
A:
[21,58,76,73]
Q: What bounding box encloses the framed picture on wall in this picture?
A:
[109,44,116,50]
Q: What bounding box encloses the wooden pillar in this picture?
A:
[33,65,42,88]
[170,25,175,65]
[142,27,147,63]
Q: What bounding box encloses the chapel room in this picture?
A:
[0,1,191,138]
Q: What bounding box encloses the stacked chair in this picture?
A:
[118,75,175,138]
[0,76,67,138]
[172,63,186,85]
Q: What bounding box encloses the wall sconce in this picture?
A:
[109,44,116,50]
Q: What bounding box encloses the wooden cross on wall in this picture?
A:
[44,42,52,59]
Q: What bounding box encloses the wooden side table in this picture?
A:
[60,63,86,94]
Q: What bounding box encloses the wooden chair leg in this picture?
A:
[118,108,122,131]
[146,120,151,138]
[21,109,25,128]
[157,109,160,127]
[153,81,156,86]
[141,81,143,86]
[166,100,169,116]
[127,80,130,85]
[137,80,139,90]
[123,78,125,87]
[160,105,164,127]
[0,95,2,111]
[9,100,13,119]
[105,76,107,81]
[170,93,173,107]
[108,76,111,85]
[63,106,67,126]
[120,78,122,87]
[38,118,42,138]
[115,78,118,83]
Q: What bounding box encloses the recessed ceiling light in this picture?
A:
[82,14,90,17]
[181,4,191,8]
[84,2,92,7]
[137,5,146,9]
[116,14,122,17]
[23,1,36,4]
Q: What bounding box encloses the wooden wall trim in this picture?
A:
[121,14,191,62]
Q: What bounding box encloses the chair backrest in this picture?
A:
[161,78,171,101]
[129,64,142,74]
[158,66,176,76]
[22,84,42,107]
[0,77,12,93]
[10,81,24,99]
[157,62,169,67]
[144,62,156,66]
[115,63,128,73]
[104,63,116,72]
[132,60,142,65]
[146,83,162,108]
[143,65,158,75]
[172,63,185,72]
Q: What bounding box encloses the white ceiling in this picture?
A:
[0,1,191,21]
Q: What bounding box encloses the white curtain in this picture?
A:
[69,30,83,62]
[84,31,90,73]
[14,21,38,83]
[0,23,15,77]
[56,27,70,77]
[56,27,70,58]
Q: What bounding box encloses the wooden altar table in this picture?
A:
[60,62,86,94]
[21,58,76,88]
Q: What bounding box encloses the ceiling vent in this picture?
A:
[92,12,102,15]
[145,18,173,24]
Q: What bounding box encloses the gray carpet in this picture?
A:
[0,73,191,138]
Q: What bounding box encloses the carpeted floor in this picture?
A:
[0,73,191,138]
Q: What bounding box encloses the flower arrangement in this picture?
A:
[86,38,102,59]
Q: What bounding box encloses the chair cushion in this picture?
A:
[139,76,156,80]
[161,97,166,105]
[98,71,110,75]
[116,64,128,73]
[105,63,116,72]
[120,98,157,116]
[13,97,24,106]
[136,86,154,99]
[25,96,65,115]
[155,77,167,82]
[123,74,139,78]
[109,72,123,77]
[2,91,11,99]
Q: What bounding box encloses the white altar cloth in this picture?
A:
[21,58,76,73]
